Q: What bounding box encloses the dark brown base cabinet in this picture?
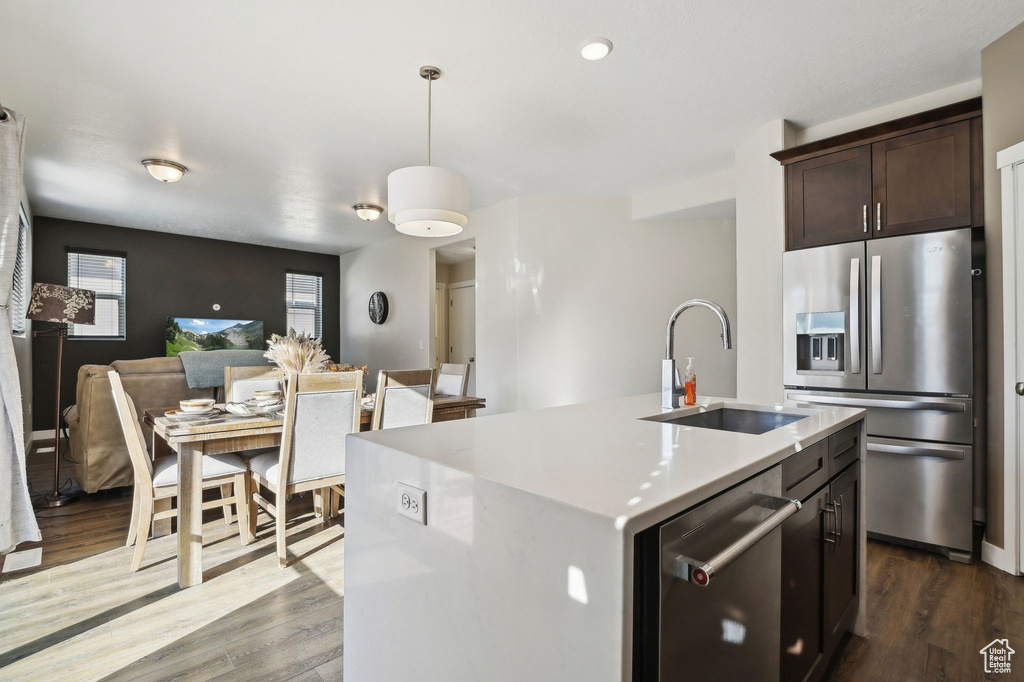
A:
[775,98,982,251]
[780,460,860,682]
[633,422,863,682]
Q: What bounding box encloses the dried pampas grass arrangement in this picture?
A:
[265,329,331,375]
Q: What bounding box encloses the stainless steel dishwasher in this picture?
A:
[639,465,800,682]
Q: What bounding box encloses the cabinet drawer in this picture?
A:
[782,439,829,502]
[828,423,861,477]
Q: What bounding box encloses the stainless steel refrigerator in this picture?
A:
[783,228,977,561]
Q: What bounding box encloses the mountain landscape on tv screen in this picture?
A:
[166,317,264,357]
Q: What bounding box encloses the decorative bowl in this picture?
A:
[180,398,216,413]
[254,390,282,401]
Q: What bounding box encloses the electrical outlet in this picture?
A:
[397,483,426,524]
[418,340,424,350]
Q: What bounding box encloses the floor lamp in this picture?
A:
[27,283,96,509]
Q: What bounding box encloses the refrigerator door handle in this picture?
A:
[871,254,882,374]
[849,258,861,374]
[786,393,967,412]
[866,438,967,460]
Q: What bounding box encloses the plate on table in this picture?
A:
[245,398,283,408]
[165,407,219,417]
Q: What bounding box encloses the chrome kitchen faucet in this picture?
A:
[662,299,733,409]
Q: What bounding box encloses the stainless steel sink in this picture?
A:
[642,407,807,435]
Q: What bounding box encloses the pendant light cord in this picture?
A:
[426,75,432,167]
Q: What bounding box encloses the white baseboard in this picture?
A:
[981,539,1020,575]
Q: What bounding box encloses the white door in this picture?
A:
[999,139,1024,575]
[448,283,476,395]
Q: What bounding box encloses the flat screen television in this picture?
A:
[165,317,265,357]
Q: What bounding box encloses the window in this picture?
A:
[67,250,126,339]
[10,207,28,336]
[286,272,322,338]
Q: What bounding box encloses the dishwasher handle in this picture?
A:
[672,496,801,587]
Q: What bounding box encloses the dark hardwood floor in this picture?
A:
[4,438,1023,680]
[828,533,1024,682]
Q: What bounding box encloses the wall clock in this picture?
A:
[368,291,389,325]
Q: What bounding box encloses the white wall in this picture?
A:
[512,197,736,411]
[981,21,1024,553]
[735,120,793,404]
[449,260,475,282]
[339,197,737,414]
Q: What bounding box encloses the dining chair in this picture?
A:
[224,365,284,402]
[434,362,470,397]
[247,371,362,568]
[220,365,286,519]
[109,370,249,572]
[371,369,435,430]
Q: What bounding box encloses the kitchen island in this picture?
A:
[343,394,866,681]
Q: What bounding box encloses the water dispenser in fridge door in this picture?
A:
[796,312,846,374]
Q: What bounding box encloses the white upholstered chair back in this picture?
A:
[278,372,362,486]
[224,366,284,403]
[372,369,434,430]
[108,370,155,487]
[434,362,470,396]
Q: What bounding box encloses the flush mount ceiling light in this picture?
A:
[387,66,469,238]
[579,37,613,61]
[142,159,188,183]
[353,204,383,221]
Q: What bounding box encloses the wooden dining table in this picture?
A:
[144,394,486,588]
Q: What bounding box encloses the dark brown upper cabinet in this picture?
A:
[773,98,982,251]
[871,120,972,237]
[787,147,872,250]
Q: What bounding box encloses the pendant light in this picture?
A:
[387,66,469,237]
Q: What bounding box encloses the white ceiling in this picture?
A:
[2,1,1021,255]
[435,239,477,265]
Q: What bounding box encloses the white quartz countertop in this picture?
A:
[351,394,864,533]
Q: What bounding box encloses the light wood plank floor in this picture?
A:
[1,441,345,682]
[5,441,1023,681]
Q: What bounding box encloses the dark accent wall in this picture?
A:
[31,217,340,430]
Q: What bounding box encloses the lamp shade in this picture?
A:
[26,283,96,324]
[387,166,469,237]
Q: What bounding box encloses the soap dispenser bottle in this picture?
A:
[682,357,697,406]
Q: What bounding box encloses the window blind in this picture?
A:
[67,251,126,339]
[286,272,322,339]
[10,212,27,336]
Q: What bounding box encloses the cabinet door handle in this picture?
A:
[876,202,882,232]
[835,495,843,546]
[862,204,868,233]
[823,502,837,545]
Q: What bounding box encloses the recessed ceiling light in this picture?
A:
[579,37,613,61]
[142,159,187,183]
[353,204,383,221]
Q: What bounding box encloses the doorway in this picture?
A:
[433,240,476,395]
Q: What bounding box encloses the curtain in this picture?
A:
[0,108,40,554]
